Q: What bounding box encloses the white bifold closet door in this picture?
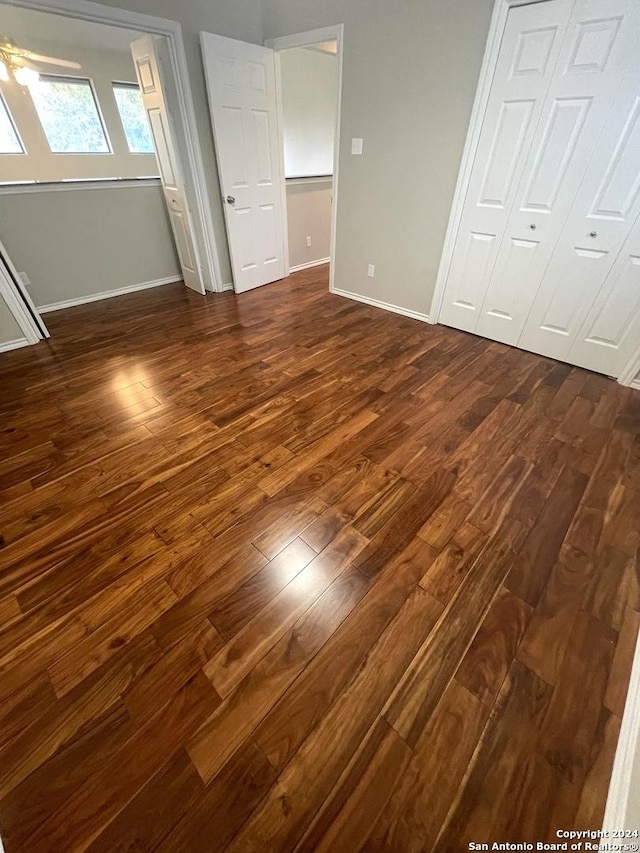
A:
[521,41,640,376]
[440,0,640,378]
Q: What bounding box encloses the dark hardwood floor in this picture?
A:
[0,264,638,851]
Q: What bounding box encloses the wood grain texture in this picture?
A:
[0,265,637,851]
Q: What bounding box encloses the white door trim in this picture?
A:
[0,239,49,344]
[618,345,640,388]
[429,0,554,327]
[603,629,640,833]
[2,0,224,293]
[265,25,344,294]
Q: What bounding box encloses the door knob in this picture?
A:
[226,195,236,205]
[589,231,598,238]
[529,223,537,230]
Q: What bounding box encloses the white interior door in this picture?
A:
[519,14,640,362]
[201,32,286,294]
[439,0,575,334]
[130,36,205,295]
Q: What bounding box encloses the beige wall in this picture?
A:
[263,0,494,316]
[280,46,337,178]
[92,0,264,286]
[0,291,24,346]
[0,183,180,307]
[286,178,332,270]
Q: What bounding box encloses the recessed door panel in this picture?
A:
[252,110,274,186]
[591,96,640,219]
[521,97,592,211]
[219,107,249,189]
[477,237,540,339]
[439,231,498,331]
[478,100,536,208]
[565,16,622,73]
[147,108,177,189]
[569,220,640,375]
[170,209,196,273]
[234,207,258,272]
[511,27,558,78]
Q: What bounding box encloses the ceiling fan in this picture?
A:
[0,38,81,87]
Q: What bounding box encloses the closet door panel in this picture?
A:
[439,0,571,333]
[568,218,640,375]
[475,0,638,346]
[518,12,640,363]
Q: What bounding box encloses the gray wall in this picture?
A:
[0,292,24,346]
[0,184,180,307]
[263,0,494,316]
[286,179,332,269]
[281,46,337,178]
[93,0,264,286]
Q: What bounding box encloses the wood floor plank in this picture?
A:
[226,587,442,852]
[434,660,554,851]
[384,538,518,747]
[366,679,490,852]
[187,564,370,784]
[505,465,589,607]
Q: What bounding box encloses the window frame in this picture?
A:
[111,80,155,156]
[0,92,26,156]
[31,73,112,156]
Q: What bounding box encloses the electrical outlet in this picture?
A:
[17,271,31,288]
[367,264,375,278]
[351,138,363,155]
[306,235,312,247]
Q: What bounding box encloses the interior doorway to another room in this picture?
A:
[201,26,342,295]
[0,0,222,349]
[278,40,338,276]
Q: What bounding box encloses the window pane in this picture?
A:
[113,84,154,154]
[0,96,23,153]
[30,76,109,154]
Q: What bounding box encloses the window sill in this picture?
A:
[0,177,162,195]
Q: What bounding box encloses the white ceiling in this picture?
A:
[0,4,140,59]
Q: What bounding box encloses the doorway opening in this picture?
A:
[268,26,343,294]
[0,0,222,350]
[201,25,343,295]
[278,40,338,277]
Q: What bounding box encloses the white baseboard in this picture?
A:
[331,286,433,324]
[289,258,331,274]
[37,275,183,313]
[604,628,640,832]
[630,378,640,391]
[221,282,235,292]
[0,336,30,353]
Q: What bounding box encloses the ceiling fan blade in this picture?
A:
[20,51,81,69]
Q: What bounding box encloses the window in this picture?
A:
[112,83,154,154]
[0,96,23,154]
[30,75,109,154]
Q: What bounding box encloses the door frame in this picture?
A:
[265,25,344,294]
[2,0,224,294]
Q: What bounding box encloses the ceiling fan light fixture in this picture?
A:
[14,65,39,87]
[0,59,8,82]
